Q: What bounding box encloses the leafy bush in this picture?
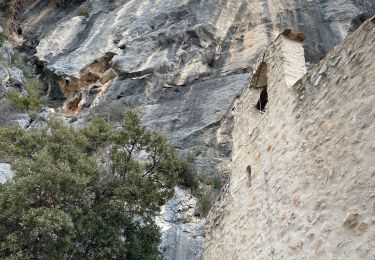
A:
[77,6,90,17]
[181,214,192,224]
[0,111,184,259]
[6,78,44,112]
[80,116,113,152]
[178,160,199,191]
[211,176,222,189]
[0,58,8,68]
[89,103,129,123]
[0,32,6,47]
[187,146,203,162]
[197,188,213,217]
[11,52,29,75]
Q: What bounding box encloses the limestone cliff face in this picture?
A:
[2,0,375,259]
[15,0,374,179]
[0,163,13,184]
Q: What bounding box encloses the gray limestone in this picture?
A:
[0,163,14,184]
[0,63,9,83]
[8,67,25,84]
[157,187,205,260]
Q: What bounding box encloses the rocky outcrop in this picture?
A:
[0,63,8,97]
[157,187,205,260]
[16,0,375,95]
[13,0,374,134]
[0,163,13,184]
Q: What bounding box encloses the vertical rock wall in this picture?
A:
[0,163,14,184]
[204,18,375,259]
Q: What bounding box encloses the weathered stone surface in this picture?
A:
[0,163,14,184]
[19,0,375,83]
[140,73,248,141]
[8,67,25,84]
[14,113,31,129]
[0,83,5,98]
[161,223,205,260]
[204,18,375,260]
[343,212,359,229]
[99,68,117,85]
[28,107,57,129]
[36,16,86,69]
[0,63,9,83]
[157,187,205,260]
[0,41,14,65]
[0,63,8,98]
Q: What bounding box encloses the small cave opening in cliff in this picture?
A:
[256,87,268,112]
[66,95,82,114]
[57,53,117,107]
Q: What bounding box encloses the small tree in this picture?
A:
[0,111,186,259]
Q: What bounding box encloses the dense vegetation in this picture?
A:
[5,78,44,112]
[0,53,45,125]
[0,111,195,259]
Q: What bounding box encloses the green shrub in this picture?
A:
[0,58,8,68]
[199,174,209,185]
[106,105,129,122]
[211,176,222,189]
[187,146,203,162]
[0,32,6,47]
[11,53,29,75]
[90,103,129,123]
[77,6,90,17]
[197,188,213,217]
[80,116,113,152]
[181,214,192,224]
[6,78,44,112]
[178,160,199,191]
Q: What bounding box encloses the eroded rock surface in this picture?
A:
[17,0,375,95]
[157,187,205,260]
[0,163,13,184]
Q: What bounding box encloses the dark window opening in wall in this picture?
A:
[246,165,252,187]
[253,61,268,112]
[256,87,268,112]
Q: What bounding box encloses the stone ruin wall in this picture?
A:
[204,17,375,260]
